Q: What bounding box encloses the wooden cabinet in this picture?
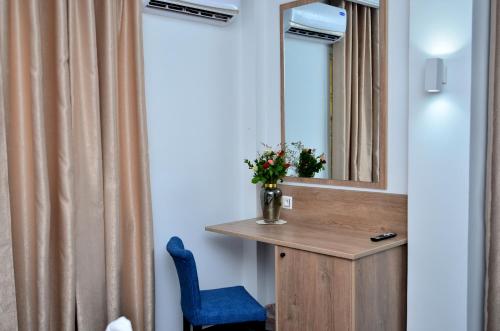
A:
[206,187,408,331]
[275,245,407,331]
[275,246,353,330]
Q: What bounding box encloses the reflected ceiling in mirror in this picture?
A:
[280,0,387,189]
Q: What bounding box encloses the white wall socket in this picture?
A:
[282,196,293,209]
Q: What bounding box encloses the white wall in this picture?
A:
[468,0,489,329]
[385,0,410,195]
[407,0,487,330]
[143,12,256,330]
[284,37,330,178]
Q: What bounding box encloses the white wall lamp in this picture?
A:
[425,58,446,93]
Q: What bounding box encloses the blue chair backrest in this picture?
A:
[167,237,202,318]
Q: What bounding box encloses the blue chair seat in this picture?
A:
[167,236,266,330]
[194,286,267,326]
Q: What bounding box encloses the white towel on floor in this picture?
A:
[105,317,133,331]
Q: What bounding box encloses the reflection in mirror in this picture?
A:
[282,0,384,185]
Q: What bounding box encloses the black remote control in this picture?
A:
[370,232,397,242]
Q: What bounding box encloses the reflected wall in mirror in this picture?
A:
[280,0,387,189]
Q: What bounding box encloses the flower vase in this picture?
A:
[260,183,282,223]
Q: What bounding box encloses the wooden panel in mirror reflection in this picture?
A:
[280,185,407,235]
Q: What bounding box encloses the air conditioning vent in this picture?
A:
[284,3,346,44]
[148,0,167,7]
[144,0,239,25]
[349,0,380,8]
[288,27,341,42]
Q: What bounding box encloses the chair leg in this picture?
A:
[183,317,202,331]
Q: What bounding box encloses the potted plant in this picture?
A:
[244,144,291,224]
[291,142,326,178]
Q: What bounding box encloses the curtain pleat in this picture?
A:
[330,0,350,180]
[111,1,154,328]
[7,1,43,329]
[27,0,52,329]
[0,0,154,330]
[44,0,76,329]
[330,1,380,182]
[68,1,108,330]
[94,0,123,323]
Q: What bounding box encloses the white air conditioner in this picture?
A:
[349,0,380,8]
[143,0,240,25]
[284,3,347,44]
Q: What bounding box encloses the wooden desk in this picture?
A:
[206,219,407,331]
[206,219,407,260]
[206,186,408,331]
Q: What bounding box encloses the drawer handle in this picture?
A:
[280,252,286,258]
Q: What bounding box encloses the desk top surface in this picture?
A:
[205,219,407,260]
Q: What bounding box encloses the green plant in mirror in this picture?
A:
[291,142,326,178]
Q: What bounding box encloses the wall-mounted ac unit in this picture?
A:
[349,0,380,8]
[284,3,347,44]
[143,0,240,25]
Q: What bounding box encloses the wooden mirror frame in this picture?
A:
[280,0,388,189]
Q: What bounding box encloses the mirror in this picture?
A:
[280,0,387,189]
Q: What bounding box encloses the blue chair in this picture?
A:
[167,237,267,331]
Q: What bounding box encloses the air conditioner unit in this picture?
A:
[349,0,380,8]
[143,0,240,25]
[284,3,347,44]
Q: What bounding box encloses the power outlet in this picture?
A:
[282,196,293,209]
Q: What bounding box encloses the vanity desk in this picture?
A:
[213,0,407,328]
[206,186,408,331]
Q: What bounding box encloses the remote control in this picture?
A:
[370,232,397,242]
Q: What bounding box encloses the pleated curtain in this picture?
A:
[0,0,154,330]
[329,0,380,182]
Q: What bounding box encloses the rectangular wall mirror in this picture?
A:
[280,0,387,189]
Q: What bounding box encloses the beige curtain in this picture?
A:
[486,1,500,329]
[0,1,154,330]
[329,1,380,182]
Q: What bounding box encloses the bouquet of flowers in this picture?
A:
[291,142,326,178]
[244,144,291,185]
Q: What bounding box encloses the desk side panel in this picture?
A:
[353,245,407,331]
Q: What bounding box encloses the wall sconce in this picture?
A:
[425,58,446,93]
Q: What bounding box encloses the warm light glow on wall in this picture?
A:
[422,97,457,129]
[427,97,453,116]
[424,33,468,57]
[411,6,471,57]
